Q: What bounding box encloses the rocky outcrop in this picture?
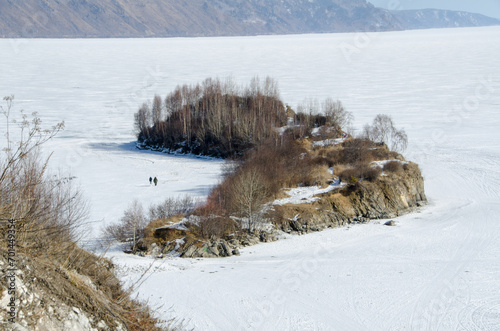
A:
[147,230,279,259]
[273,162,426,234]
[145,162,426,259]
[182,239,242,259]
[0,251,127,330]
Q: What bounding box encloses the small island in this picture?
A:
[113,77,427,258]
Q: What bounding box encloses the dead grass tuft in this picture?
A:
[383,160,404,173]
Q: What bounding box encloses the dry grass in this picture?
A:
[333,163,353,176]
[0,246,166,330]
[383,160,404,173]
[304,164,332,186]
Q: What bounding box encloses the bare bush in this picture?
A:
[341,138,373,164]
[294,98,352,138]
[338,163,381,182]
[383,160,404,173]
[104,200,148,250]
[306,164,331,187]
[362,114,408,153]
[361,165,382,182]
[148,195,196,221]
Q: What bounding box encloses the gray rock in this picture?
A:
[206,245,219,256]
[384,220,396,226]
[229,239,240,246]
[218,242,232,257]
[182,244,201,258]
[259,232,268,242]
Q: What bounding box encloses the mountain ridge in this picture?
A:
[0,0,498,38]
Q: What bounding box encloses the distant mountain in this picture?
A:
[392,9,500,29]
[0,0,498,38]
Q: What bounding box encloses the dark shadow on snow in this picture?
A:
[176,184,214,196]
[86,141,222,162]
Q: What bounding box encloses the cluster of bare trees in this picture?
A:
[0,96,88,257]
[135,76,356,157]
[362,114,408,153]
[135,77,289,157]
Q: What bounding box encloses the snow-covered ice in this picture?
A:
[1,26,500,330]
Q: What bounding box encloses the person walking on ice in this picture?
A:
[153,177,158,186]
[149,177,152,185]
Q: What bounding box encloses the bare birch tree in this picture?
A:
[362,114,408,153]
[230,168,269,233]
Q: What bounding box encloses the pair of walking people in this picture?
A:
[149,176,158,186]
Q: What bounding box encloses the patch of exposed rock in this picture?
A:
[273,162,426,234]
[0,251,127,330]
[139,228,281,259]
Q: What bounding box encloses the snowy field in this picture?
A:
[1,26,500,330]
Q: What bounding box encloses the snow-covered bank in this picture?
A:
[2,26,499,329]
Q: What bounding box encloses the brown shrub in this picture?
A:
[338,168,359,182]
[383,160,404,173]
[302,164,331,187]
[195,216,240,239]
[341,138,374,164]
[338,163,381,182]
[325,148,344,166]
[370,144,401,161]
[333,163,352,177]
[362,166,382,181]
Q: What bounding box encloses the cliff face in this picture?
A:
[273,162,427,234]
[1,0,498,38]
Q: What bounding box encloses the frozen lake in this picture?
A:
[1,26,500,329]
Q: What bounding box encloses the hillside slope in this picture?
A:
[0,246,162,330]
[1,0,498,38]
[393,9,500,29]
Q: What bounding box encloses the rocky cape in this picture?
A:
[139,161,427,259]
[1,0,498,38]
